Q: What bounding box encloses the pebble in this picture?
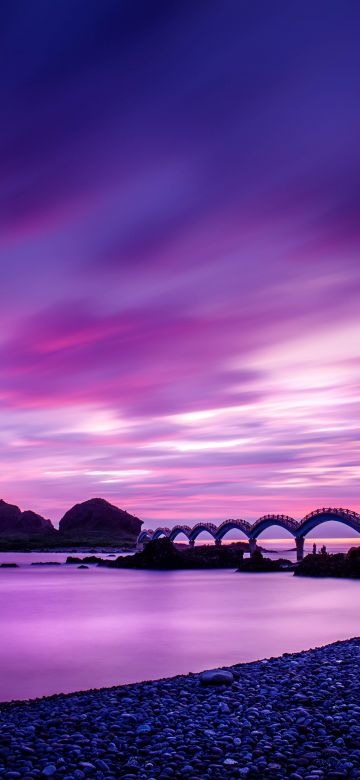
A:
[1,638,360,779]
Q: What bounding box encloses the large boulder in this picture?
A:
[59,498,142,544]
[0,500,55,537]
[199,670,234,686]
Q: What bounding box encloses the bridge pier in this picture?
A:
[296,536,305,562]
[215,538,222,547]
[189,539,195,548]
[249,538,258,557]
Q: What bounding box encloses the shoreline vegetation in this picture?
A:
[1,637,360,778]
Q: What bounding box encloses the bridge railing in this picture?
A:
[302,507,360,522]
[251,514,299,536]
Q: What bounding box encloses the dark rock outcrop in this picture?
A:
[18,510,54,534]
[97,537,247,569]
[0,499,55,538]
[0,499,21,533]
[59,497,142,545]
[295,547,360,578]
[66,555,100,564]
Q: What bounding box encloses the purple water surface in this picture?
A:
[0,558,360,702]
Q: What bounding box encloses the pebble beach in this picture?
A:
[1,638,360,780]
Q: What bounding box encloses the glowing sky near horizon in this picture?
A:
[1,1,360,528]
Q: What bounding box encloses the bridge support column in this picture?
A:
[249,538,257,557]
[189,539,195,548]
[215,538,222,547]
[296,536,305,562]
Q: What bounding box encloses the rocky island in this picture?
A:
[0,499,56,549]
[295,547,360,578]
[67,540,296,572]
[58,498,142,547]
[0,498,142,550]
[67,537,249,569]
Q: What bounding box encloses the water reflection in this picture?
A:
[0,561,360,702]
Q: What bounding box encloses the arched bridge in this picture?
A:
[138,508,360,561]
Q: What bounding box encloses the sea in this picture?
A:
[0,537,359,702]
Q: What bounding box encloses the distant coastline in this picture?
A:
[0,540,137,553]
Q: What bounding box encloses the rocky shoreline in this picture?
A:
[1,639,360,779]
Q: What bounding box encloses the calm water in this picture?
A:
[1,549,360,702]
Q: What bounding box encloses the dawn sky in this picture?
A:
[1,1,360,527]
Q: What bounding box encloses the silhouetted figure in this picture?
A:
[312,543,317,555]
[320,544,327,555]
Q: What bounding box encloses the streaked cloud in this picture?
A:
[0,1,359,528]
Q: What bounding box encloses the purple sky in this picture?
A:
[1,1,360,530]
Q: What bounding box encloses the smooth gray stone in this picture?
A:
[199,670,234,686]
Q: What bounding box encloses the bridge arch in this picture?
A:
[298,508,360,537]
[189,522,218,543]
[251,514,298,539]
[215,519,251,541]
[169,525,192,542]
[138,530,152,544]
[152,527,171,540]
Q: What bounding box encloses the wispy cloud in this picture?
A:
[0,1,359,527]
